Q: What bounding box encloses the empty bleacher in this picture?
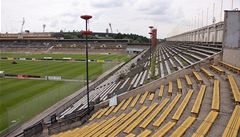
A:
[51,59,240,137]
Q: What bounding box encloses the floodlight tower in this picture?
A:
[80,15,92,113]
[149,26,154,69]
[43,24,46,32]
[20,18,25,33]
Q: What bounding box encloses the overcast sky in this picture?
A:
[1,0,240,38]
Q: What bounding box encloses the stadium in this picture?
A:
[1,1,240,137]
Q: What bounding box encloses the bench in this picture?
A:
[222,105,240,137]
[172,90,193,121]
[228,75,240,104]
[219,61,240,74]
[191,85,207,116]
[81,120,106,137]
[185,74,193,88]
[103,110,137,136]
[139,98,169,129]
[104,106,116,116]
[126,133,136,137]
[130,94,141,108]
[121,96,134,110]
[137,129,152,137]
[177,78,183,93]
[193,111,218,136]
[153,94,181,127]
[158,85,165,98]
[148,93,155,101]
[94,114,126,137]
[97,108,110,118]
[108,106,147,137]
[168,81,173,96]
[89,109,102,121]
[113,99,126,113]
[212,80,220,111]
[210,65,225,75]
[139,92,149,104]
[152,121,176,137]
[86,117,116,137]
[124,103,158,134]
[193,71,203,84]
[201,67,214,79]
[170,116,196,137]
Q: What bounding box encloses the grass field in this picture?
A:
[0,52,130,133]
[0,52,130,62]
[0,60,114,79]
[0,78,83,132]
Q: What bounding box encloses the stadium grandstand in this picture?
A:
[0,5,239,137]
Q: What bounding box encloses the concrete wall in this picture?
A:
[222,10,240,66]
[166,22,224,43]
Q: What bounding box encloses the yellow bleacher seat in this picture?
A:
[212,80,220,111]
[158,85,165,98]
[139,98,169,129]
[153,94,181,127]
[191,85,207,116]
[130,94,141,108]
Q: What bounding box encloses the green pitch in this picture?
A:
[0,52,130,62]
[0,78,83,133]
[0,53,130,133]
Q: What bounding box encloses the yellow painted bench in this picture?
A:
[85,117,116,137]
[104,106,116,116]
[201,67,214,79]
[172,89,193,121]
[80,120,106,137]
[212,80,220,111]
[170,116,196,137]
[108,106,147,137]
[191,85,207,116]
[89,109,102,121]
[139,98,169,129]
[102,109,137,136]
[177,78,183,93]
[222,105,240,137]
[153,94,181,127]
[113,99,126,113]
[139,92,149,104]
[121,96,133,110]
[130,94,141,107]
[126,133,136,137]
[228,75,240,104]
[137,129,152,137]
[152,121,176,137]
[185,74,193,88]
[97,108,110,118]
[193,111,218,136]
[94,114,126,136]
[158,85,165,98]
[148,93,155,101]
[219,61,240,74]
[168,81,173,96]
[124,103,158,134]
[193,71,203,83]
[210,65,225,75]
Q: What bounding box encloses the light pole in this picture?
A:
[80,15,92,113]
[149,26,153,70]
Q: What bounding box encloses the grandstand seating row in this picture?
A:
[51,60,240,137]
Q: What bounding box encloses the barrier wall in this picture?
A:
[166,22,224,43]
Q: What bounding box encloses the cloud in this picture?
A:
[90,0,123,8]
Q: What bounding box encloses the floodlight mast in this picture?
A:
[149,26,154,73]
[80,15,92,113]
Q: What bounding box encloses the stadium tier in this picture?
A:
[57,41,222,118]
[51,59,240,137]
